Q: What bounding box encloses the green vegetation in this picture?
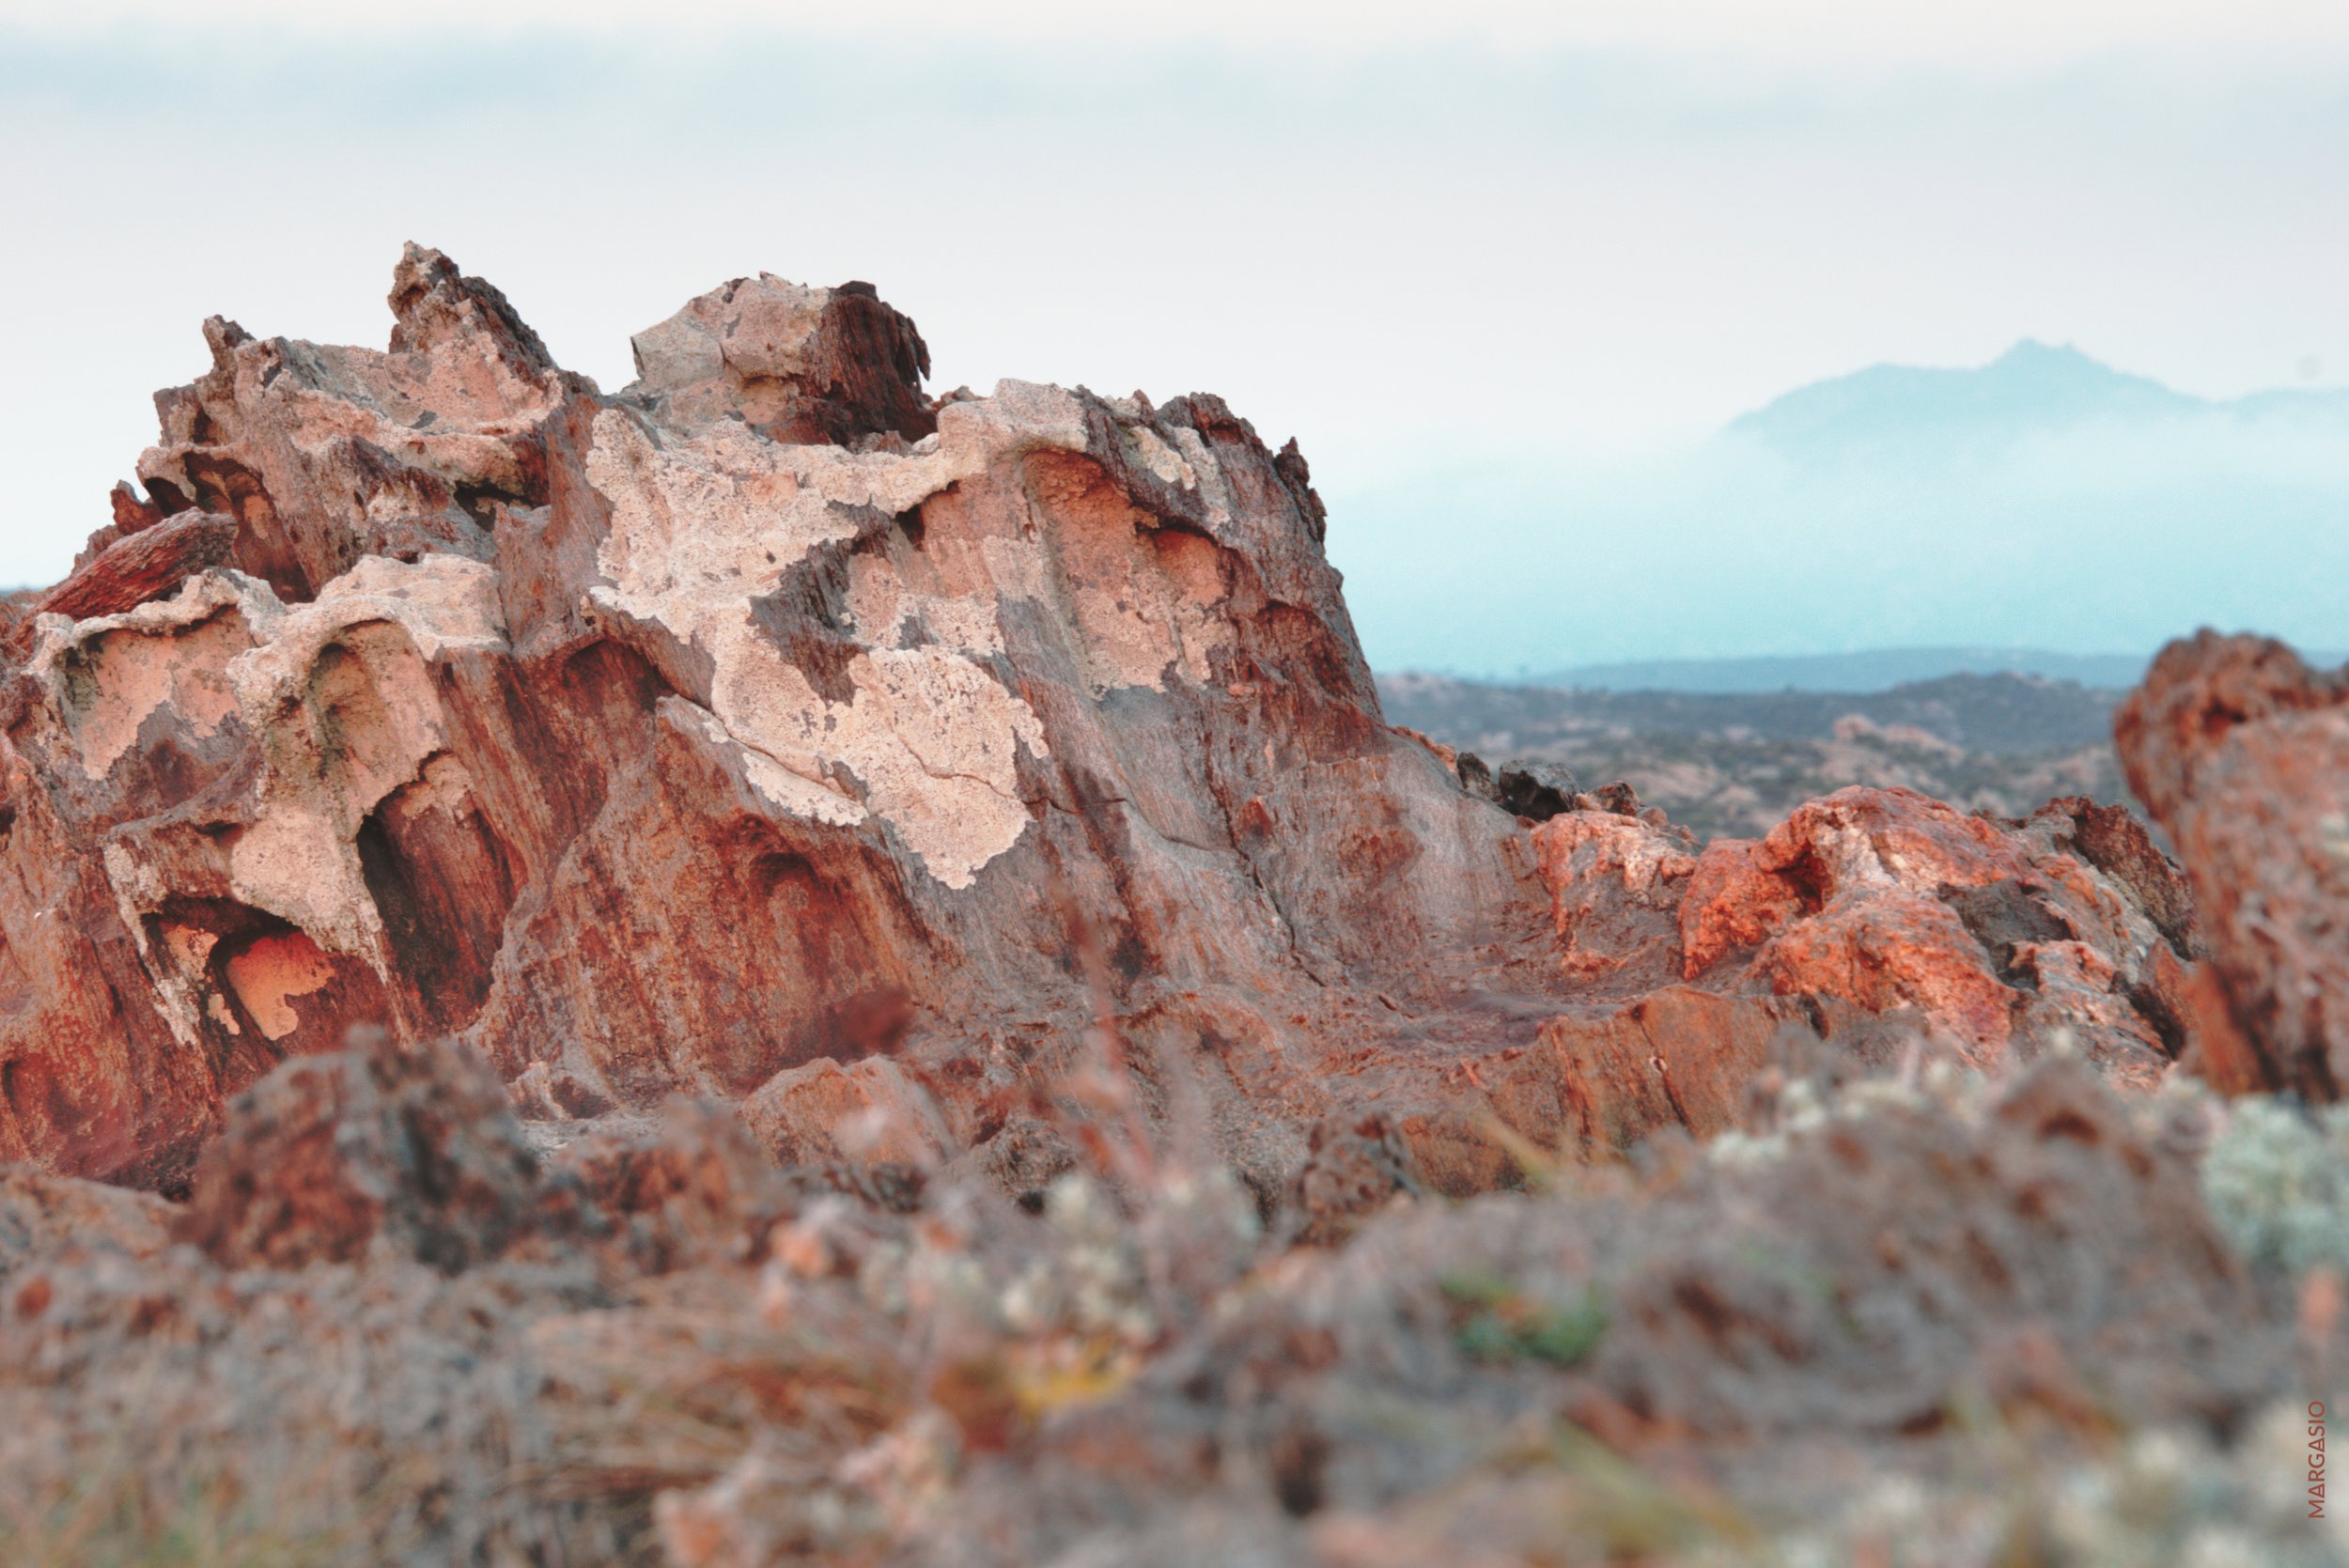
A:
[1440,1270,1610,1368]
[2201,1095,2349,1277]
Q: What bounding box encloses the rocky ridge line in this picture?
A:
[0,246,2249,1203]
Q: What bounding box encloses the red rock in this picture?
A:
[2115,630,2349,1098]
[9,511,240,652]
[1679,787,2031,978]
[1546,985,1784,1152]
[0,249,2205,1198]
[2036,792,2199,956]
[740,1055,956,1170]
[1531,807,1697,989]
[1548,786,2185,1079]
[1753,889,2017,1053]
[172,1028,548,1271]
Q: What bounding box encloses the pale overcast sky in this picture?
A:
[4,1,2345,666]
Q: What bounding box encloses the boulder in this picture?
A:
[173,1028,547,1272]
[2115,630,2349,1098]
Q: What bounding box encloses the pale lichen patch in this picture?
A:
[704,636,1047,885]
[583,380,1250,887]
[222,554,509,959]
[846,646,1049,890]
[62,613,252,779]
[584,389,1078,890]
[842,553,1005,659]
[671,699,867,829]
[585,408,839,611]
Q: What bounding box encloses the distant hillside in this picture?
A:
[1380,670,2119,755]
[1377,670,2135,841]
[1535,647,2160,694]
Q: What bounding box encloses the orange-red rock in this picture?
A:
[2115,630,2349,1098]
[1535,786,2188,1090]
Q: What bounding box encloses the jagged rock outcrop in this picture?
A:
[6,251,2342,1568]
[2117,630,2349,1100]
[0,246,1570,1191]
[1680,787,2192,1087]
[0,247,2213,1197]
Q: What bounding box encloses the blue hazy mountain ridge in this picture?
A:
[1332,342,2349,683]
[1730,339,2349,463]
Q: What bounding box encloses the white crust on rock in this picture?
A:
[583,390,1095,890]
[220,554,509,958]
[32,572,283,780]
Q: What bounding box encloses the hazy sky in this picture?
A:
[4,2,2345,665]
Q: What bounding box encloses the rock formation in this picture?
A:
[4,247,2343,1568]
[0,246,2218,1199]
[2117,630,2349,1100]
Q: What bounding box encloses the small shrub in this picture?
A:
[2200,1096,2349,1277]
[1440,1272,1609,1367]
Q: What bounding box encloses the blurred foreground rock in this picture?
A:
[2119,631,2349,1100]
[0,1016,2333,1566]
[0,247,2342,1565]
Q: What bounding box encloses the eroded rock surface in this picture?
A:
[0,248,2211,1199]
[1505,785,2193,1161]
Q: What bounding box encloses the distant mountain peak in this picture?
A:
[1993,337,2080,364]
[1729,339,2201,458]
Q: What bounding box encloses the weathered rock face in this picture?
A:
[0,245,1567,1189]
[0,246,2210,1195]
[2116,630,2349,1100]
